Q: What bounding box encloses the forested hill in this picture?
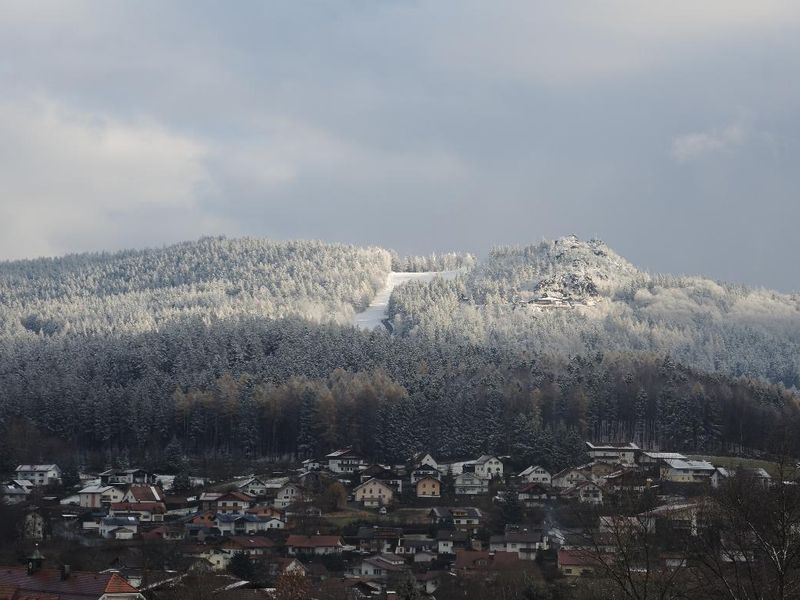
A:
[0,237,392,336]
[389,236,800,388]
[0,235,799,468]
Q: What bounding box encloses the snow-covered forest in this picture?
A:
[389,236,800,388]
[0,236,392,335]
[0,235,798,469]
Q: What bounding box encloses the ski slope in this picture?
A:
[353,270,460,330]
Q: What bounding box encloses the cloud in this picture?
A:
[0,95,226,259]
[670,124,746,162]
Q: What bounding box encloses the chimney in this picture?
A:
[60,564,71,580]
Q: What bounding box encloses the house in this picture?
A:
[551,467,591,489]
[264,558,306,579]
[110,502,166,522]
[0,564,144,600]
[214,514,266,536]
[100,516,139,539]
[517,482,553,505]
[15,464,62,486]
[454,472,489,495]
[353,478,395,507]
[121,484,165,504]
[558,549,604,577]
[359,465,403,493]
[640,502,702,536]
[214,491,255,514]
[233,476,269,497]
[517,466,551,485]
[453,550,522,573]
[140,524,185,541]
[286,534,343,555]
[563,481,604,505]
[415,476,441,498]
[436,529,468,554]
[220,535,276,557]
[430,507,483,532]
[273,482,304,509]
[1,480,32,504]
[410,464,441,484]
[587,461,616,481]
[198,492,222,510]
[585,442,640,465]
[396,535,436,556]
[489,530,549,559]
[325,448,366,474]
[413,452,439,470]
[660,459,716,483]
[78,485,119,508]
[356,526,404,554]
[604,469,651,493]
[471,455,504,478]
[637,452,687,467]
[186,546,231,570]
[99,468,155,486]
[354,553,408,578]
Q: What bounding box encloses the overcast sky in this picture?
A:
[1,2,799,290]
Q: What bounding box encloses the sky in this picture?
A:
[1,1,799,291]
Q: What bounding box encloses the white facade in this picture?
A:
[15,465,61,487]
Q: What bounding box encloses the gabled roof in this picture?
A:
[585,442,640,451]
[216,490,255,503]
[79,485,114,494]
[473,455,500,465]
[15,464,59,472]
[325,448,360,459]
[126,485,165,502]
[353,478,395,492]
[518,482,549,494]
[663,459,715,471]
[558,548,605,567]
[518,465,549,477]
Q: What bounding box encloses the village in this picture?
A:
[0,443,777,599]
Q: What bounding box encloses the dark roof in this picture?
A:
[453,550,521,571]
[0,567,138,600]
[285,535,342,548]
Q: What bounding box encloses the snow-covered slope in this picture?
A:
[353,271,461,330]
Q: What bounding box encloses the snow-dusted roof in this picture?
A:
[664,459,715,471]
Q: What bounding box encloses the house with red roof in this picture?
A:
[214,491,254,514]
[0,564,143,599]
[558,549,606,577]
[109,501,166,522]
[453,550,522,573]
[286,534,343,556]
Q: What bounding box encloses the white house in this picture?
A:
[489,531,549,559]
[454,472,489,495]
[472,455,503,478]
[15,465,62,487]
[234,477,269,497]
[517,466,551,485]
[660,459,716,483]
[273,482,304,509]
[325,448,366,474]
[551,467,590,489]
[100,516,139,538]
[78,485,118,509]
[585,442,640,465]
